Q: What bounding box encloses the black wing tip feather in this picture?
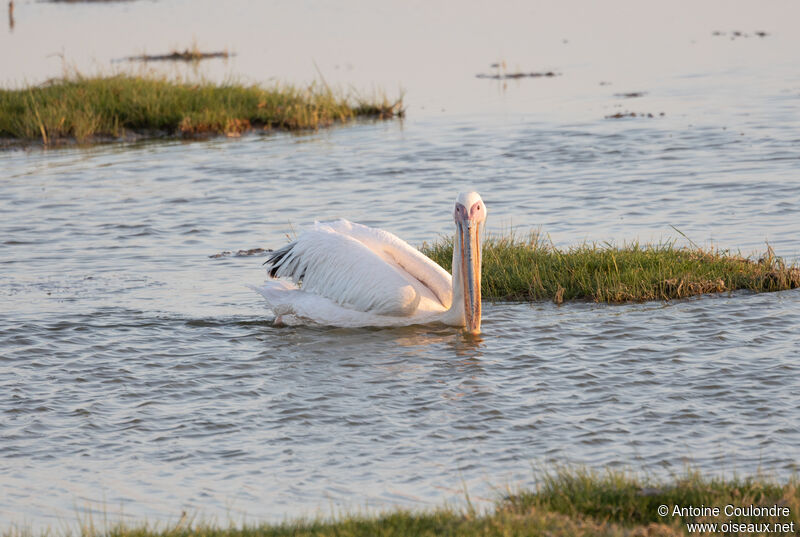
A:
[264,242,295,278]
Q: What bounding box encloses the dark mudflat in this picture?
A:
[209,248,271,259]
[124,50,232,62]
[605,111,665,119]
[476,71,559,80]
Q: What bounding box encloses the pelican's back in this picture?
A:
[266,221,422,316]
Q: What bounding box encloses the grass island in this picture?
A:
[0,74,402,147]
[421,233,800,303]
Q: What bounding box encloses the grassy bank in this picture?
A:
[420,232,800,303]
[0,75,402,146]
[9,470,798,537]
[505,469,799,534]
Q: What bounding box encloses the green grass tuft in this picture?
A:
[420,231,800,303]
[0,74,403,146]
[504,468,799,534]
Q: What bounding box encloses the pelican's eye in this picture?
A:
[468,202,483,218]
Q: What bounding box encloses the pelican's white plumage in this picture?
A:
[250,192,486,332]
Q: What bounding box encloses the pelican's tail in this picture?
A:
[247,280,298,317]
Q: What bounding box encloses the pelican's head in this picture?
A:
[453,191,486,335]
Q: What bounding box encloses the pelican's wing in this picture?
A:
[323,219,452,308]
[265,222,423,316]
[248,280,445,328]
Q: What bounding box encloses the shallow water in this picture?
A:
[2,0,800,529]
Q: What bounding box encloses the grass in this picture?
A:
[419,231,800,303]
[505,468,799,531]
[0,74,403,146]
[7,470,798,536]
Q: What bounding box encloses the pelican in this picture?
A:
[250,192,486,333]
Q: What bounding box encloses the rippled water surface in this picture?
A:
[2,0,800,529]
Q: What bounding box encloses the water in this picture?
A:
[2,0,800,529]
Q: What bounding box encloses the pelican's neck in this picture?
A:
[444,230,467,325]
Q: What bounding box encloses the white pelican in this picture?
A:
[250,191,486,334]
